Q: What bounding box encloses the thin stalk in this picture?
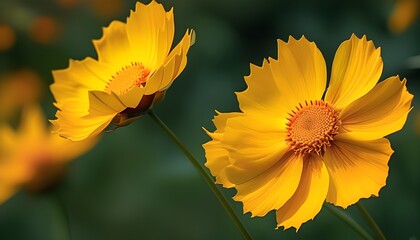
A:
[53,190,71,240]
[148,110,252,240]
[324,203,373,240]
[356,202,386,240]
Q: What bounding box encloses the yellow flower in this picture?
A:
[203,35,413,231]
[50,1,195,141]
[0,105,97,204]
[388,0,419,33]
[0,68,43,119]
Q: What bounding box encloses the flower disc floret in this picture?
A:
[286,100,341,155]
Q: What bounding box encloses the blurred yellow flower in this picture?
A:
[0,68,43,119]
[0,105,97,204]
[203,35,413,231]
[51,1,195,141]
[388,0,419,33]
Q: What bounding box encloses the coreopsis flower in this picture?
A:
[51,1,194,141]
[0,105,97,203]
[388,0,419,33]
[203,35,413,230]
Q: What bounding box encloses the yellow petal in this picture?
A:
[144,65,164,95]
[236,59,289,118]
[324,135,393,208]
[339,76,413,140]
[276,154,329,231]
[212,111,242,135]
[0,125,17,151]
[53,85,118,141]
[53,106,115,141]
[52,58,111,93]
[18,105,47,140]
[117,86,146,109]
[88,90,127,115]
[126,1,173,69]
[144,30,192,95]
[233,152,303,217]
[158,29,194,91]
[325,34,383,110]
[269,36,327,110]
[221,115,289,185]
[51,57,112,112]
[203,140,234,188]
[93,20,133,69]
[0,127,23,184]
[203,112,242,188]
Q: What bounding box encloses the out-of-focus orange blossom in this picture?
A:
[29,15,59,44]
[0,69,43,119]
[0,23,16,52]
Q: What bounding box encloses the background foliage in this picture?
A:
[1,0,419,239]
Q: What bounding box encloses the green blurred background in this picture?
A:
[1,0,420,239]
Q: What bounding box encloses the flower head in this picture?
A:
[0,105,97,203]
[51,1,195,141]
[203,35,413,231]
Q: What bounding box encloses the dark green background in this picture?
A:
[1,0,419,239]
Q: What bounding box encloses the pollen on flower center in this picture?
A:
[105,62,150,95]
[286,100,341,155]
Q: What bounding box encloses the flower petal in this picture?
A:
[52,58,110,92]
[126,1,174,69]
[204,111,242,141]
[276,154,329,231]
[160,29,194,90]
[144,29,194,95]
[0,128,34,187]
[325,34,383,110]
[203,141,233,188]
[269,36,327,110]
[93,20,133,69]
[203,112,242,188]
[53,98,115,141]
[233,152,303,217]
[51,58,112,112]
[117,86,146,109]
[236,59,289,118]
[324,135,393,208]
[339,76,413,140]
[19,105,47,139]
[88,90,127,115]
[144,65,165,95]
[221,115,289,185]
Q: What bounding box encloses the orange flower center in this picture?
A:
[105,62,150,95]
[286,100,341,155]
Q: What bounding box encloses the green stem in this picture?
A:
[53,190,71,240]
[324,203,373,240]
[148,110,252,240]
[356,202,386,240]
